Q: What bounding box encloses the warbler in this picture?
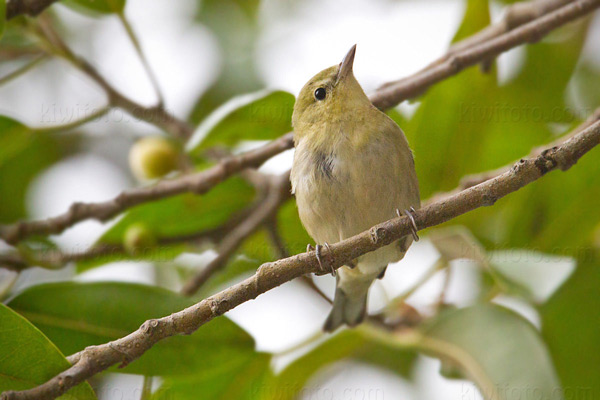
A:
[290,45,421,331]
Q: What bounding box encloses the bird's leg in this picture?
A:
[312,243,336,277]
[396,207,420,242]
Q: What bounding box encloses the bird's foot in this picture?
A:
[309,243,336,276]
[396,207,420,242]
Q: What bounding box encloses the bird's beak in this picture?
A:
[336,44,356,84]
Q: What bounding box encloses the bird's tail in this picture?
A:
[323,282,369,332]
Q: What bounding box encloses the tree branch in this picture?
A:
[10,103,596,272]
[427,107,600,203]
[369,0,600,109]
[180,172,291,295]
[6,0,59,19]
[0,55,48,86]
[117,12,165,108]
[0,136,292,245]
[0,193,267,270]
[31,15,193,140]
[376,0,575,80]
[2,0,596,246]
[3,113,599,400]
[3,103,598,272]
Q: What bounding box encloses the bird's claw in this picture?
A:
[312,243,336,277]
[396,207,420,242]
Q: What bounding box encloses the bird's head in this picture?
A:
[292,45,371,137]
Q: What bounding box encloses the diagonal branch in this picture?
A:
[0,137,292,245]
[29,15,193,140]
[117,12,165,108]
[0,55,48,86]
[180,172,291,295]
[1,0,598,245]
[369,0,600,109]
[3,109,599,400]
[0,183,272,270]
[427,107,600,204]
[4,105,600,272]
[377,0,575,82]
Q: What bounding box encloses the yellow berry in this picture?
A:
[129,136,179,180]
[123,223,157,255]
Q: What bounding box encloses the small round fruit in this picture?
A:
[123,223,157,255]
[129,136,179,180]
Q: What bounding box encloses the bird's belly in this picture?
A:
[293,150,402,245]
[294,166,350,244]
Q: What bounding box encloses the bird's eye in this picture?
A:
[314,87,326,101]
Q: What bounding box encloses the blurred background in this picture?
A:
[1,0,599,399]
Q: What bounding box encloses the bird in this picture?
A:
[290,45,421,332]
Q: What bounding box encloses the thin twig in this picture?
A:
[264,216,290,259]
[436,264,452,310]
[117,12,165,108]
[180,172,291,295]
[33,16,192,140]
[0,55,48,86]
[262,204,333,303]
[369,0,600,109]
[3,0,596,246]
[140,376,153,400]
[300,276,332,304]
[33,105,111,134]
[4,116,599,400]
[0,202,260,271]
[0,254,30,272]
[388,259,446,308]
[0,47,44,61]
[0,135,292,245]
[378,0,573,86]
[3,103,600,272]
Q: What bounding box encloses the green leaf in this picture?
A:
[541,257,600,399]
[0,303,96,399]
[404,0,591,256]
[0,116,63,223]
[0,0,6,41]
[237,199,310,262]
[509,19,588,117]
[196,198,311,296]
[0,17,41,62]
[61,0,125,14]
[197,0,261,25]
[77,177,254,271]
[8,282,256,377]
[404,0,498,200]
[276,199,313,256]
[197,198,312,295]
[187,90,294,155]
[452,0,490,43]
[188,0,263,124]
[103,177,253,242]
[152,353,272,400]
[421,304,562,400]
